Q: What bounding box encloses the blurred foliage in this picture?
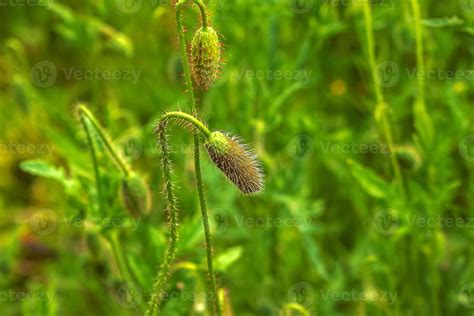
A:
[0,0,473,315]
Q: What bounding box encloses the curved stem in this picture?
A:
[175,2,222,315]
[162,111,212,138]
[194,0,208,28]
[78,105,131,177]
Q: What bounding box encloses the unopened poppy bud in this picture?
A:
[120,173,151,218]
[205,132,264,194]
[191,26,221,90]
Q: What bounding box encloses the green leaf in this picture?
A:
[20,159,78,194]
[347,159,392,199]
[20,159,66,182]
[214,246,243,272]
[422,16,464,28]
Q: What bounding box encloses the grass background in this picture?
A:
[0,0,473,315]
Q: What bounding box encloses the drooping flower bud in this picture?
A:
[120,173,151,218]
[191,26,220,90]
[205,132,264,194]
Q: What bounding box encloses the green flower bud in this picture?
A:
[205,132,264,194]
[191,26,221,90]
[120,173,151,218]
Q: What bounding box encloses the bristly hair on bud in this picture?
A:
[205,131,264,194]
[191,26,221,90]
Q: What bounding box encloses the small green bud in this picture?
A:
[191,26,221,90]
[206,132,264,194]
[120,173,151,218]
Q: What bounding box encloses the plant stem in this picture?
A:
[410,0,425,104]
[146,122,180,316]
[175,2,222,315]
[79,115,105,213]
[78,105,130,177]
[363,2,405,199]
[194,0,208,29]
[162,111,212,138]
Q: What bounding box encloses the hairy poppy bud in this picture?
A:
[205,132,264,194]
[120,173,151,218]
[191,26,220,90]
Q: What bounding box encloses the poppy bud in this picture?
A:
[205,132,264,194]
[191,26,221,90]
[120,173,151,218]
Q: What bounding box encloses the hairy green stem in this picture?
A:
[162,111,212,138]
[175,2,222,315]
[146,122,180,316]
[194,0,208,29]
[80,105,142,312]
[78,105,130,177]
[363,2,405,199]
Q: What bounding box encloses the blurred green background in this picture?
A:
[1,0,474,315]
